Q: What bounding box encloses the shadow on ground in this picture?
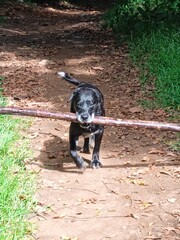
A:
[33,133,180,175]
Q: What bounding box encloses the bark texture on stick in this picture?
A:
[0,107,180,132]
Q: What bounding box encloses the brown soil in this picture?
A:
[0,3,179,240]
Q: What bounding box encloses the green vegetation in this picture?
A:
[104,0,180,36]
[129,27,180,109]
[0,80,35,239]
[0,16,6,24]
[104,0,180,110]
[0,76,4,93]
[168,133,180,151]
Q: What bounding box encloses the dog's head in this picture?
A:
[70,87,102,124]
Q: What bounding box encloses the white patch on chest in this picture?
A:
[82,130,99,139]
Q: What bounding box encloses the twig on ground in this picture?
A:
[67,187,99,195]
[102,181,119,195]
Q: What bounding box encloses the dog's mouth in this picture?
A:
[76,112,94,126]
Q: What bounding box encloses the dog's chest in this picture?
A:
[82,130,99,139]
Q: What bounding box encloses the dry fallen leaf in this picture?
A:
[129,213,140,219]
[95,208,101,216]
[171,209,180,219]
[174,167,180,174]
[92,66,104,70]
[165,227,180,235]
[77,198,97,204]
[160,170,172,176]
[108,208,116,212]
[138,180,147,186]
[141,156,151,162]
[61,236,78,240]
[28,132,39,138]
[129,106,142,113]
[60,212,67,218]
[139,202,153,210]
[167,198,176,203]
[102,153,119,159]
[128,179,147,186]
[38,216,46,221]
[149,222,155,227]
[148,149,165,154]
[35,205,48,215]
[166,151,177,157]
[42,179,59,189]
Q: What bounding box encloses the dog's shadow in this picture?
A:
[33,135,91,174]
[33,135,180,174]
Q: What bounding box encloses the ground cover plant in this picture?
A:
[129,26,180,109]
[104,0,180,110]
[0,80,35,239]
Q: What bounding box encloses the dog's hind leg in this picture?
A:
[89,135,95,148]
[82,137,90,154]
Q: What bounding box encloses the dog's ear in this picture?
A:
[92,89,103,103]
[68,89,78,102]
[68,93,74,102]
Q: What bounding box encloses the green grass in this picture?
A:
[0,95,36,239]
[129,26,180,109]
[104,3,180,149]
[168,133,180,151]
[104,0,180,110]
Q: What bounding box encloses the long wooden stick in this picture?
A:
[0,107,180,132]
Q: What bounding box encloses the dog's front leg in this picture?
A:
[69,128,86,169]
[90,129,104,168]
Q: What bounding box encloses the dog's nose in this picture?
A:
[81,113,89,122]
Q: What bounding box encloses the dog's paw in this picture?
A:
[81,148,90,154]
[90,159,102,169]
[75,157,88,171]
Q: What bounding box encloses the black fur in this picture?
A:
[58,72,105,169]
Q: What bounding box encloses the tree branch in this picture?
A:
[0,107,179,132]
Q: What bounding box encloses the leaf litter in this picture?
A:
[0,2,179,240]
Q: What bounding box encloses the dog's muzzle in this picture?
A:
[76,112,95,124]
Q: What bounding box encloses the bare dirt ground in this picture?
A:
[0,3,180,240]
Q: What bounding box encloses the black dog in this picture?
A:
[58,71,105,169]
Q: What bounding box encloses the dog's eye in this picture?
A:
[77,102,83,108]
[86,100,94,106]
[90,102,95,108]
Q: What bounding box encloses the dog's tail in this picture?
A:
[58,71,82,86]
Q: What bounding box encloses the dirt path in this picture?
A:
[0,3,180,240]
